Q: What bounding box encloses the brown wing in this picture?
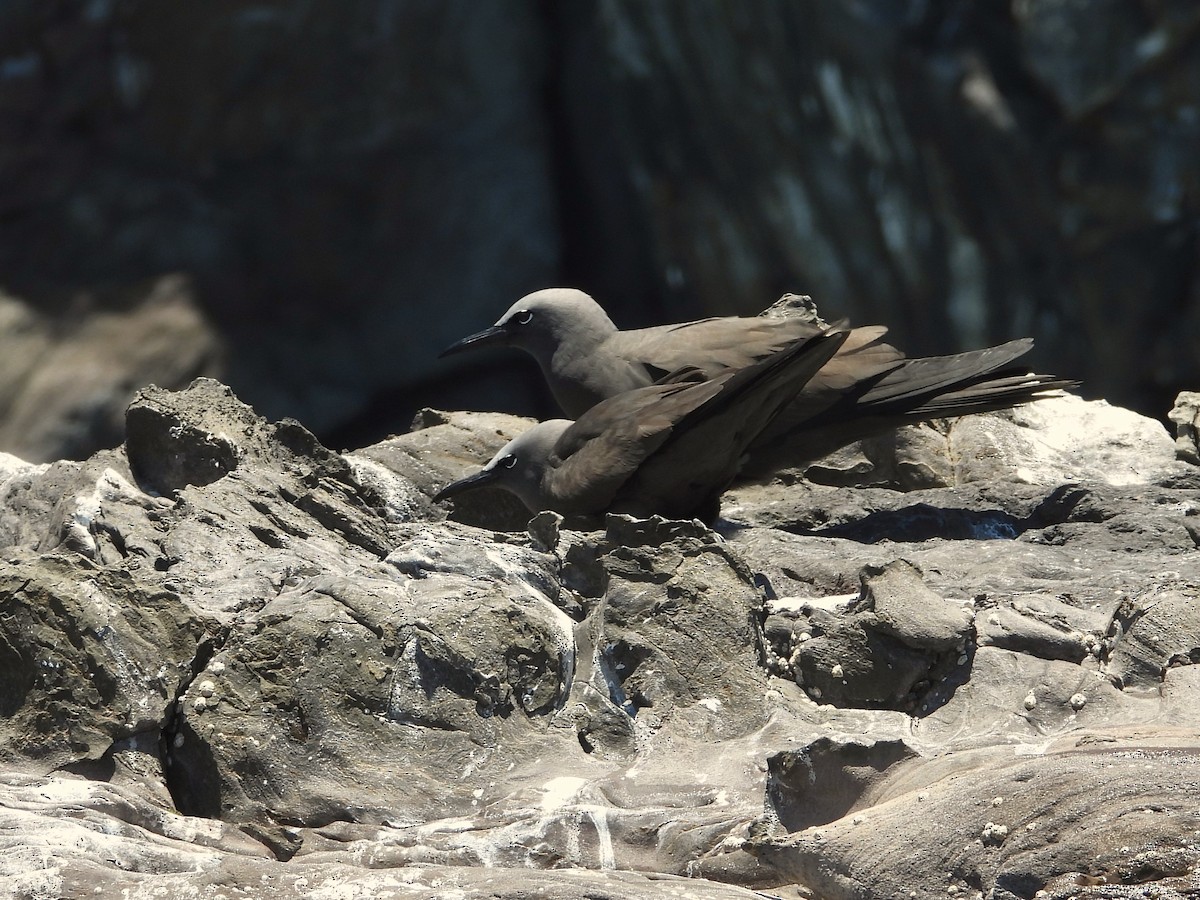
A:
[613,330,850,519]
[609,315,824,379]
[543,379,727,514]
[756,325,905,438]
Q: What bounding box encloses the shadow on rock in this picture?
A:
[766,736,919,832]
[795,503,1025,543]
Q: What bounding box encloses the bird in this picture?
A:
[435,328,851,522]
[441,288,842,417]
[440,288,1077,478]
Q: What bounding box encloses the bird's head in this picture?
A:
[434,419,572,513]
[439,288,617,360]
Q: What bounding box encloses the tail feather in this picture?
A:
[856,339,1034,407]
[900,373,1079,419]
[739,335,1079,479]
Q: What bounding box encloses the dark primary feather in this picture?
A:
[610,315,824,379]
[610,329,849,517]
[741,342,1078,479]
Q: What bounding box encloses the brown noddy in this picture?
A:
[442,287,841,416]
[441,288,1077,476]
[435,328,851,522]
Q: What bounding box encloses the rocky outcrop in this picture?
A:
[0,276,223,462]
[757,728,1200,900]
[1171,391,1200,465]
[1,378,1198,897]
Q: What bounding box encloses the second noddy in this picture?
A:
[435,329,850,522]
[441,288,1077,477]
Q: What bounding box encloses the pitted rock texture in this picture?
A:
[1171,391,1200,465]
[1,379,1198,898]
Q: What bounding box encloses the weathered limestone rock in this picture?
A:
[0,554,206,773]
[789,393,1187,493]
[975,593,1106,663]
[751,728,1200,900]
[762,560,974,711]
[0,380,1198,898]
[1170,391,1200,465]
[804,422,956,491]
[765,736,920,833]
[952,394,1185,487]
[1105,589,1200,692]
[859,559,973,652]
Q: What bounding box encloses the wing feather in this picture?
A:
[608,316,824,377]
[544,379,726,512]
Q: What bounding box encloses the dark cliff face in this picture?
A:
[0,1,1197,464]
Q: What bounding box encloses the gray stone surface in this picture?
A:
[754,728,1200,900]
[1170,391,1200,465]
[1,379,1199,898]
[350,407,535,531]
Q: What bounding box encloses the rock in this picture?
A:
[350,407,534,530]
[735,433,1196,606]
[765,736,919,832]
[766,560,973,711]
[857,559,973,653]
[0,553,207,773]
[1169,391,1200,465]
[976,593,1106,663]
[2,382,1199,898]
[791,394,1189,494]
[951,394,1185,487]
[803,423,955,491]
[0,277,224,463]
[1105,589,1200,692]
[750,728,1200,900]
[0,771,762,900]
[167,551,576,826]
[723,395,1200,561]
[126,378,257,496]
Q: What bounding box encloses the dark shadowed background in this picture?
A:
[1,0,1197,463]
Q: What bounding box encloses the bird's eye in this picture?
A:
[501,454,518,469]
[513,310,534,326]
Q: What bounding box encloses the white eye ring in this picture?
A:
[513,310,534,326]
[501,455,518,469]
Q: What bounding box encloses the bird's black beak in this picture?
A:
[439,324,509,358]
[434,466,501,502]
